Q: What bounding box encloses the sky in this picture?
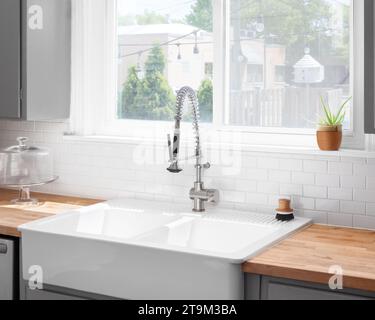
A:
[116,0,351,19]
[117,0,196,19]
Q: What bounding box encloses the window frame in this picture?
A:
[71,0,365,150]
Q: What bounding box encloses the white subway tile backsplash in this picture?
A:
[315,199,340,212]
[279,159,303,171]
[257,182,279,194]
[292,197,315,210]
[316,174,340,187]
[366,203,375,216]
[303,210,328,224]
[354,189,375,202]
[303,160,327,173]
[292,172,315,185]
[280,184,303,196]
[366,177,375,190]
[303,185,327,199]
[328,188,353,201]
[328,213,353,227]
[243,168,268,181]
[328,162,353,175]
[246,193,269,206]
[234,180,257,192]
[340,201,366,215]
[257,157,279,170]
[222,191,246,203]
[340,175,366,189]
[354,164,375,177]
[3,119,375,229]
[268,170,291,183]
[353,215,375,230]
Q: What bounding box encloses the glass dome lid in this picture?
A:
[0,137,58,205]
[4,137,48,155]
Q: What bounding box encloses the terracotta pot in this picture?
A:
[316,125,342,151]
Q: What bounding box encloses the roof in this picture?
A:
[294,51,323,69]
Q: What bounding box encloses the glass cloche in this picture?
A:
[0,137,58,204]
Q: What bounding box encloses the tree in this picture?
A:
[118,14,136,26]
[197,79,213,122]
[119,66,142,119]
[185,0,213,32]
[234,0,341,65]
[136,10,169,25]
[119,46,175,121]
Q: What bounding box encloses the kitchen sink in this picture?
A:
[19,199,311,300]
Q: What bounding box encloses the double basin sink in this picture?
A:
[19,199,310,299]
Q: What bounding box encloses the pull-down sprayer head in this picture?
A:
[167,87,201,173]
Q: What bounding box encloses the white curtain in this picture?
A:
[69,0,117,136]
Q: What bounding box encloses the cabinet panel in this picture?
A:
[259,276,375,301]
[264,282,368,300]
[22,0,71,120]
[25,288,85,300]
[0,0,21,119]
[365,0,375,133]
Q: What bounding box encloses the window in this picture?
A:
[205,62,214,79]
[275,65,285,83]
[116,0,214,122]
[72,0,364,148]
[247,64,263,83]
[229,0,352,130]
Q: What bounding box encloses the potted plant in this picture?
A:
[317,96,352,151]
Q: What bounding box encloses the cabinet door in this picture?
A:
[0,0,21,119]
[260,277,374,300]
[365,0,375,133]
[23,0,71,120]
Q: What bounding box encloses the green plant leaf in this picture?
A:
[320,96,333,125]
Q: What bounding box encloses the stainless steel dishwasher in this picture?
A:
[0,238,14,300]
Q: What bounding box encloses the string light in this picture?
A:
[177,43,182,60]
[136,52,144,79]
[193,31,199,54]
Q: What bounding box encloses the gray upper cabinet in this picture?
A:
[0,0,71,121]
[0,0,21,119]
[365,0,375,133]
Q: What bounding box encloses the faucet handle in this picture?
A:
[203,162,211,170]
[167,134,173,162]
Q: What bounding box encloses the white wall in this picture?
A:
[1,119,375,230]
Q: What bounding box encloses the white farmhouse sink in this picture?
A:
[19,199,311,300]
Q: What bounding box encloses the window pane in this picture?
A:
[117,0,214,122]
[229,0,352,129]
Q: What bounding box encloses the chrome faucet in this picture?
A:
[167,87,220,212]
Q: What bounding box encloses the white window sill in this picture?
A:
[63,134,375,159]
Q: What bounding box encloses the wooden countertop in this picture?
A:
[2,188,375,292]
[0,189,100,238]
[243,224,375,292]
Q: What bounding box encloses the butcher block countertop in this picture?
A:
[1,189,375,292]
[0,189,101,237]
[243,224,375,292]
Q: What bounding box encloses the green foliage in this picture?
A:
[197,79,213,122]
[118,15,136,26]
[237,0,343,64]
[185,0,213,32]
[145,46,166,75]
[119,46,175,121]
[136,10,169,25]
[118,10,169,27]
[319,96,352,127]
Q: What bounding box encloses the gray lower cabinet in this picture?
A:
[20,281,117,300]
[0,0,71,120]
[24,287,85,301]
[246,274,375,300]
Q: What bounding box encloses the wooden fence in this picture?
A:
[230,87,345,128]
